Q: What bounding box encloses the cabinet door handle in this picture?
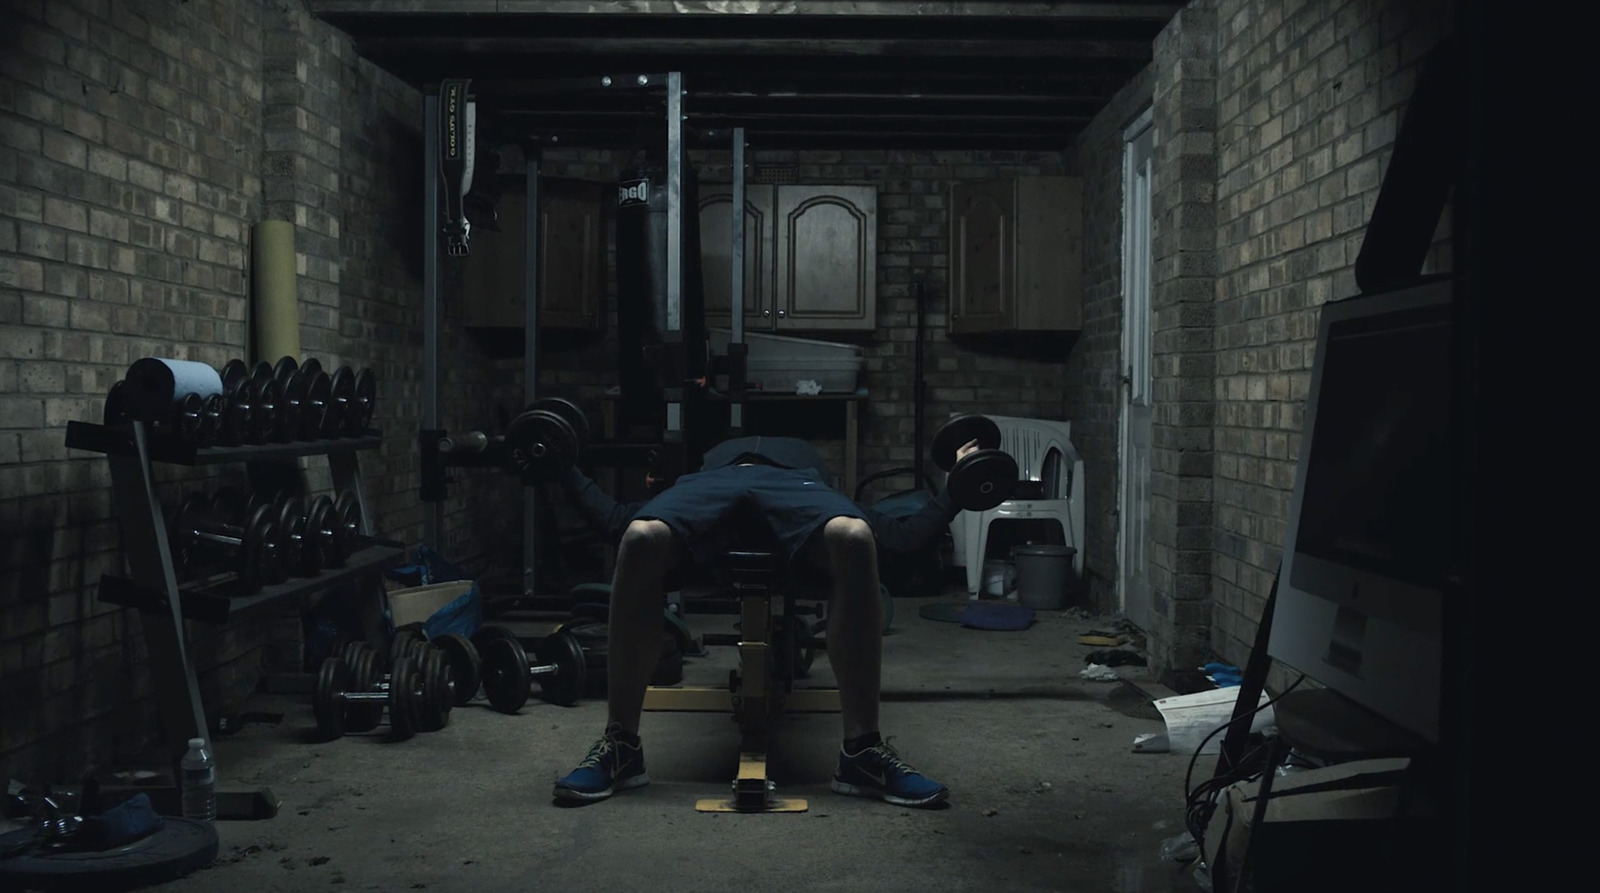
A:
[777,309,786,319]
[763,309,771,317]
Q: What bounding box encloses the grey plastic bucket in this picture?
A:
[1012,545,1077,610]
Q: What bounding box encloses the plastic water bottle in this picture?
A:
[180,737,216,821]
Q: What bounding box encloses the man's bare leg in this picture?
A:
[819,516,882,741]
[607,519,678,734]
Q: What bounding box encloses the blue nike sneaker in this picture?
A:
[831,736,948,808]
[553,723,650,802]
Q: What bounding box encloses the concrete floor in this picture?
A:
[161,595,1203,893]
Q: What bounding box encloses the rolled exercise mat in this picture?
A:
[251,220,300,364]
[123,358,223,419]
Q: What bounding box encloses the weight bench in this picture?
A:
[642,535,840,813]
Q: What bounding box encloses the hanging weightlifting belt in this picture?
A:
[439,78,476,257]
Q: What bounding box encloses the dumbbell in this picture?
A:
[503,397,591,484]
[468,624,587,711]
[168,492,285,593]
[329,366,378,438]
[102,381,215,445]
[219,360,270,445]
[377,633,457,730]
[249,490,357,570]
[312,648,449,741]
[929,414,1020,512]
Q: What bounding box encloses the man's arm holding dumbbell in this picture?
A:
[859,439,981,554]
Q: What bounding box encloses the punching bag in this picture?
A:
[615,155,707,416]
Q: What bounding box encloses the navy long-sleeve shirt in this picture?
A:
[557,435,958,554]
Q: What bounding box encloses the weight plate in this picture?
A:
[273,356,299,388]
[328,366,354,438]
[220,359,250,396]
[434,633,481,707]
[250,361,274,386]
[339,640,366,678]
[417,649,449,732]
[527,398,590,449]
[243,504,283,588]
[350,367,376,435]
[389,656,417,742]
[103,380,131,426]
[258,377,288,443]
[169,493,210,577]
[222,392,251,446]
[299,357,323,381]
[505,408,578,484]
[533,631,587,707]
[304,371,332,440]
[301,496,331,572]
[406,638,429,664]
[479,635,531,714]
[471,624,520,657]
[307,495,342,568]
[947,449,1020,512]
[276,496,308,575]
[334,490,361,543]
[200,393,226,445]
[281,369,309,440]
[313,656,347,740]
[239,378,269,444]
[347,646,383,733]
[174,392,205,443]
[390,630,421,667]
[930,414,1003,472]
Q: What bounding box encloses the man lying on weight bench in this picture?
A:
[550,433,981,808]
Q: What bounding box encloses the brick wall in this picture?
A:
[1064,70,1155,612]
[1,0,271,781]
[1210,0,1453,683]
[1148,1,1219,672]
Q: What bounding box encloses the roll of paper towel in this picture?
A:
[124,358,223,417]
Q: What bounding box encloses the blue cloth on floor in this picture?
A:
[959,602,1036,631]
[83,793,164,848]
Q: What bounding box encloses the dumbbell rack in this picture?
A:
[63,418,408,821]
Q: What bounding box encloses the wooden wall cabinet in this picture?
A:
[461,178,605,330]
[949,176,1084,334]
[699,184,877,333]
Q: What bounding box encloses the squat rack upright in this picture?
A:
[418,74,751,596]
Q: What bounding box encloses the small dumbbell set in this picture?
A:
[104,356,377,447]
[167,486,365,595]
[313,625,589,741]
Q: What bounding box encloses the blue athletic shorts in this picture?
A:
[631,464,867,566]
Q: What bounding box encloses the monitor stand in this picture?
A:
[1274,688,1433,764]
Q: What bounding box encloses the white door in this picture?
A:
[1119,110,1155,629]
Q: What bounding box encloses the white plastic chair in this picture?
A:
[948,415,1086,597]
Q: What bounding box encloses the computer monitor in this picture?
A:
[1271,275,1456,744]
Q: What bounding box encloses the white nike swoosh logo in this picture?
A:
[862,769,886,786]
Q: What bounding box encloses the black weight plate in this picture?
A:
[533,631,587,707]
[258,377,289,442]
[250,361,274,385]
[389,656,417,741]
[471,624,522,658]
[434,633,481,707]
[201,393,226,445]
[304,370,332,440]
[334,490,361,541]
[505,409,578,484]
[479,635,531,714]
[275,496,308,575]
[389,630,420,667]
[222,392,251,446]
[273,356,299,387]
[239,378,269,444]
[328,366,354,438]
[307,495,342,568]
[347,647,383,733]
[0,816,218,890]
[243,503,283,587]
[168,493,211,576]
[418,649,450,732]
[301,496,331,572]
[527,397,590,448]
[406,637,429,664]
[339,640,366,679]
[947,449,1019,512]
[173,391,205,442]
[220,359,250,396]
[930,414,1003,472]
[280,369,309,440]
[103,380,130,426]
[299,357,323,381]
[313,656,347,740]
[351,367,376,434]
